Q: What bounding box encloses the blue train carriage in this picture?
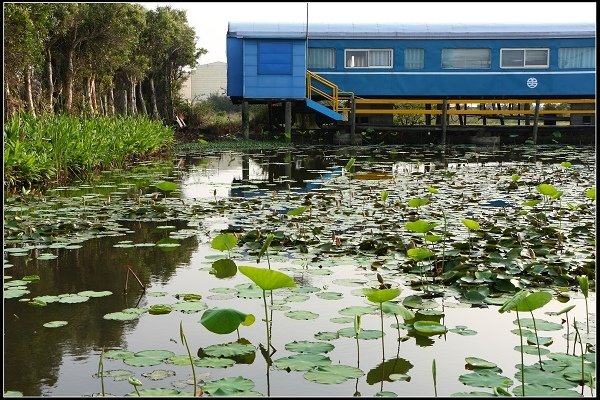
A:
[226,22,595,124]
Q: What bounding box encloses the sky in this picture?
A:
[139,2,596,65]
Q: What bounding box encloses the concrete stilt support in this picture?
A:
[350,93,356,142]
[242,101,249,139]
[532,98,540,144]
[441,99,448,145]
[284,101,292,142]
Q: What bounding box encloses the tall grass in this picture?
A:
[3,112,175,191]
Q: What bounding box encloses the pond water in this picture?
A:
[3,144,596,397]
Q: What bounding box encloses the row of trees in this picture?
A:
[4,3,205,121]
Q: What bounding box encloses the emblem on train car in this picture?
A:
[526,77,538,88]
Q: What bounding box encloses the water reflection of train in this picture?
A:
[180,152,343,199]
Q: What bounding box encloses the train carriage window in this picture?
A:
[308,48,335,69]
[345,49,392,68]
[500,48,549,68]
[558,47,595,69]
[404,48,424,69]
[441,48,490,69]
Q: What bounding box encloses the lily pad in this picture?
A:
[103,350,135,360]
[514,345,551,355]
[285,310,319,320]
[314,331,339,341]
[28,299,47,307]
[514,318,562,331]
[339,305,377,316]
[171,301,207,314]
[97,369,134,381]
[338,327,383,340]
[58,294,90,304]
[465,357,497,369]
[125,387,182,396]
[77,290,112,297]
[284,294,310,302]
[402,295,439,309]
[123,357,161,367]
[413,321,447,334]
[148,304,173,315]
[285,340,335,354]
[315,291,343,300]
[123,349,175,367]
[449,326,478,336]
[512,385,581,397]
[166,355,200,365]
[43,320,68,328]
[192,357,235,368]
[202,376,255,395]
[330,317,353,324]
[303,364,364,384]
[274,353,332,371]
[459,370,513,388]
[3,288,30,299]
[141,369,176,381]
[202,341,256,358]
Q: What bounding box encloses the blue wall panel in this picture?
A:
[244,40,306,99]
[226,37,243,97]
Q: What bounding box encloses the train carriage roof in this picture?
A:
[227,22,596,39]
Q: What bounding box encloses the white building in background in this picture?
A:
[179,62,227,103]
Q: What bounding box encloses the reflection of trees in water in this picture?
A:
[3,220,198,396]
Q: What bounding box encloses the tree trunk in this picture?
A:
[99,95,105,116]
[5,82,14,120]
[85,76,94,115]
[149,78,159,118]
[64,48,75,114]
[46,47,54,114]
[108,87,115,116]
[91,75,98,113]
[137,81,147,115]
[164,64,170,119]
[120,89,128,115]
[129,78,137,115]
[25,66,37,117]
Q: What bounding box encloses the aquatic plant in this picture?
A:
[545,304,576,354]
[257,233,275,269]
[238,266,296,353]
[344,157,356,205]
[365,278,401,358]
[498,289,528,395]
[407,247,435,290]
[210,233,239,278]
[179,322,198,396]
[407,196,429,215]
[98,348,105,397]
[578,275,589,334]
[128,376,143,397]
[3,113,174,191]
[499,289,553,395]
[200,308,255,338]
[432,358,437,397]
[461,217,480,252]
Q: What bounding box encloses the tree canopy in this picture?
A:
[3,3,205,121]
